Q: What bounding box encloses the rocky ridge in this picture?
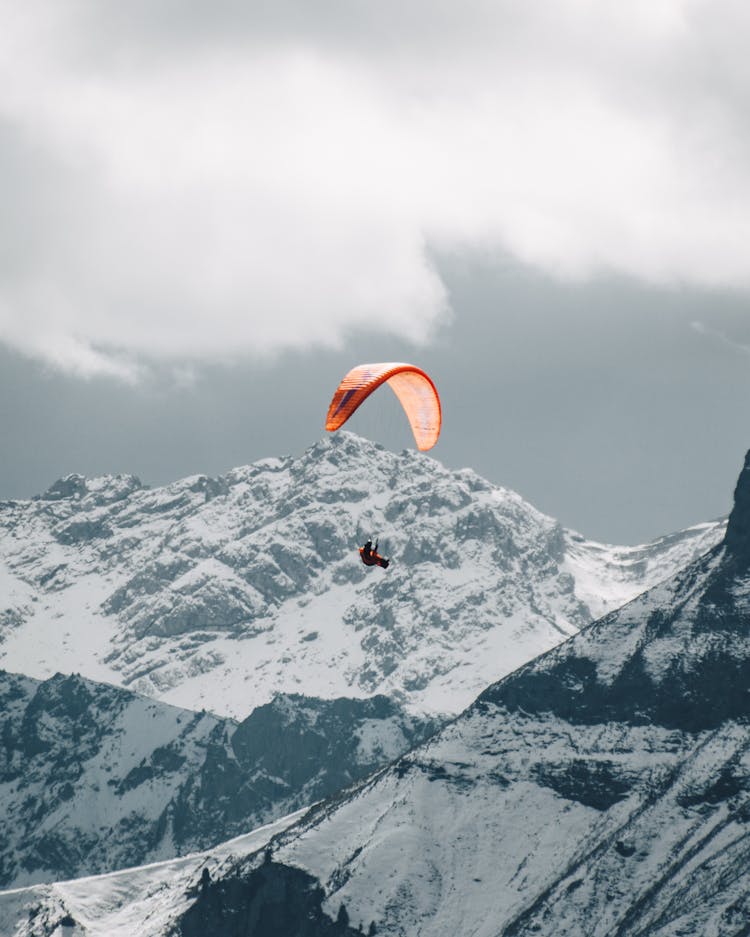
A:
[0,433,724,719]
[0,670,434,890]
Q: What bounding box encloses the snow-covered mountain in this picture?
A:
[5,446,749,936]
[0,669,435,890]
[0,433,723,719]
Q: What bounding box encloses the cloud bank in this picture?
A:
[1,0,749,378]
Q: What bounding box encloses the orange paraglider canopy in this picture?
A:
[325,362,441,451]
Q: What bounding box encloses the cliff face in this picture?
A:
[723,448,750,569]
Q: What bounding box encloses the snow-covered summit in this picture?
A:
[0,433,724,718]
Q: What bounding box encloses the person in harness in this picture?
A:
[359,539,390,570]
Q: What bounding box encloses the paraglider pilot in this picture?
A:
[360,539,390,570]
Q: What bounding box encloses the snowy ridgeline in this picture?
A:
[0,670,436,891]
[3,451,749,937]
[0,433,724,719]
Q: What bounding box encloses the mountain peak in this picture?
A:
[38,472,144,504]
[40,473,88,501]
[0,433,725,720]
[723,447,750,567]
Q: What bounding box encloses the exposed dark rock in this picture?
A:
[483,634,750,732]
[534,760,634,810]
[677,764,747,807]
[232,694,435,785]
[180,861,363,937]
[55,519,113,545]
[41,475,88,501]
[172,694,437,852]
[724,448,750,570]
[188,475,230,501]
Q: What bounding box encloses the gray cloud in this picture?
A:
[1,0,749,377]
[3,258,749,545]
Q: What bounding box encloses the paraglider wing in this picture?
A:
[325,362,441,451]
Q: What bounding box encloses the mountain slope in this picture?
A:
[258,448,750,935]
[0,433,723,719]
[0,670,434,890]
[4,448,747,935]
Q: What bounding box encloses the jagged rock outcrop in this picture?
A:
[723,448,750,568]
[180,860,368,937]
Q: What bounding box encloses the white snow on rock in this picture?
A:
[1,444,747,936]
[4,536,749,936]
[0,669,436,891]
[0,434,723,719]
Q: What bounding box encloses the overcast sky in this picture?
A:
[2,0,750,543]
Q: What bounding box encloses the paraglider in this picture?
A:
[325,362,441,452]
[359,539,389,570]
[326,362,441,572]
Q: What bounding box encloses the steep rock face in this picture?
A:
[724,448,750,569]
[180,860,369,937]
[0,670,434,890]
[0,434,724,718]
